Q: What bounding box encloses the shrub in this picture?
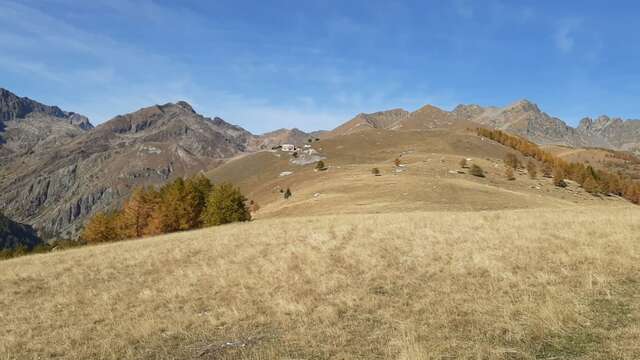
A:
[553,168,567,188]
[371,167,381,176]
[527,160,537,179]
[504,153,520,169]
[394,158,401,167]
[582,176,601,194]
[470,164,485,177]
[284,188,292,199]
[505,167,515,180]
[459,158,468,168]
[542,162,553,178]
[202,183,251,226]
[315,160,326,171]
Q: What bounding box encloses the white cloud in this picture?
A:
[554,19,582,53]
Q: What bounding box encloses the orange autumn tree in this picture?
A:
[474,127,640,202]
[81,174,251,243]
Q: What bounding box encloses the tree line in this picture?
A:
[475,128,640,204]
[81,175,251,243]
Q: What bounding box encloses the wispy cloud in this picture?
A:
[554,18,582,53]
[454,0,474,19]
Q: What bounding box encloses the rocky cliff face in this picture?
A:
[0,92,257,240]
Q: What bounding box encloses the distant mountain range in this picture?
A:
[328,99,640,153]
[1,86,639,242]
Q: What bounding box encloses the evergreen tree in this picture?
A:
[202,183,251,226]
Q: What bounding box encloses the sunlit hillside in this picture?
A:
[1,207,639,359]
[209,128,630,219]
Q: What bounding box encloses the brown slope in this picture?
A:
[208,127,625,221]
[0,101,255,239]
[328,108,409,136]
[253,128,314,149]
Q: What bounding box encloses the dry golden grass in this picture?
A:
[2,206,640,359]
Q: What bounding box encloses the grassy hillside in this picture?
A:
[2,206,639,359]
[209,129,629,219]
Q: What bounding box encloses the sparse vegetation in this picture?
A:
[553,168,568,188]
[2,208,639,359]
[505,167,515,180]
[476,128,640,203]
[527,159,537,179]
[504,153,520,169]
[469,164,485,177]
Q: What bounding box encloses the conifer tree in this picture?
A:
[81,212,121,243]
[202,183,251,226]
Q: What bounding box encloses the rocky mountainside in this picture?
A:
[0,94,258,239]
[0,212,42,250]
[0,88,93,160]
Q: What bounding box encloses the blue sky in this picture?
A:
[1,0,640,133]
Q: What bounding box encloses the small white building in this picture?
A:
[281,144,295,152]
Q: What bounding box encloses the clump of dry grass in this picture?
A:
[1,206,639,359]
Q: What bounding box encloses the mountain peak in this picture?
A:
[506,99,540,113]
[0,87,93,129]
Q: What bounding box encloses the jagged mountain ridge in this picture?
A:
[0,88,93,160]
[329,99,640,153]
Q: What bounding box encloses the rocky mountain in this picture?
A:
[0,94,257,239]
[329,99,640,154]
[0,88,93,160]
[578,116,640,153]
[0,212,42,250]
